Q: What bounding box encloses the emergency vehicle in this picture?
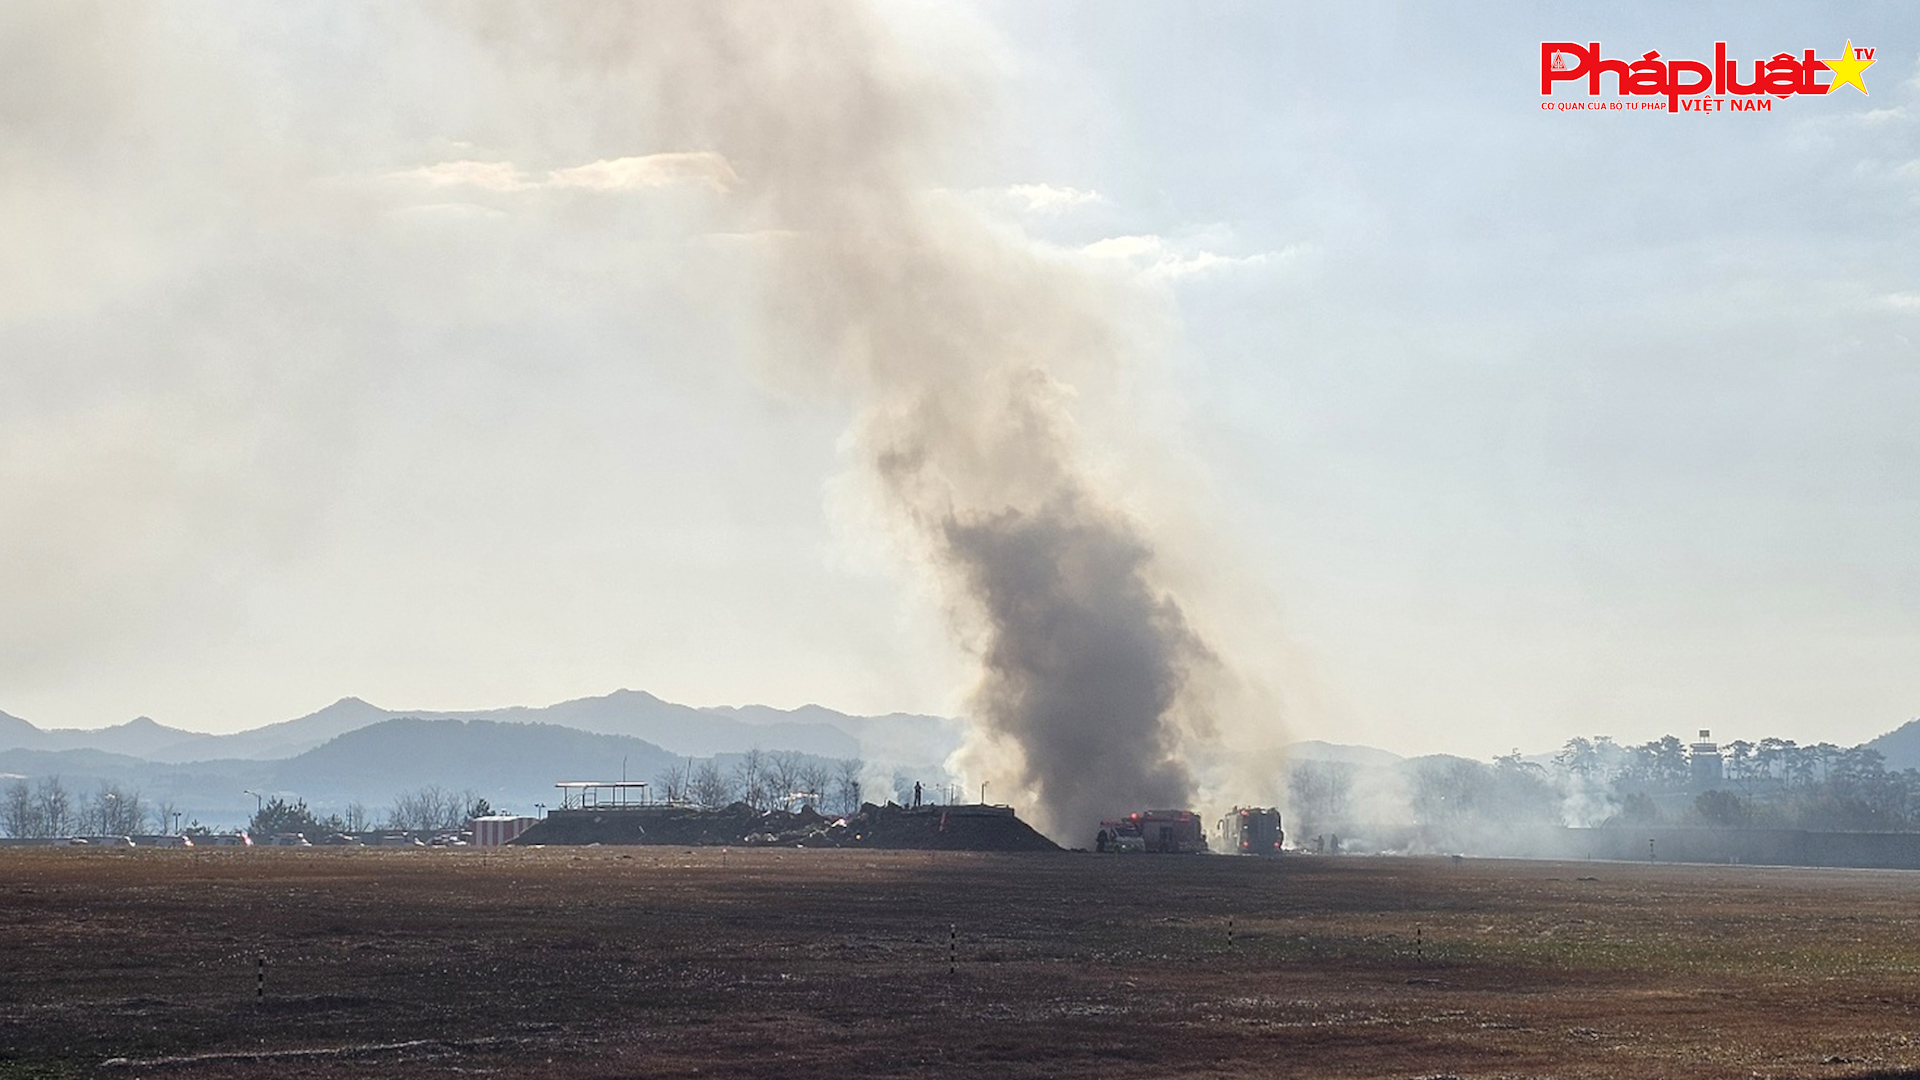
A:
[1095,809,1209,853]
[1216,806,1284,855]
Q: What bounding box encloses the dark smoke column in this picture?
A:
[945,497,1206,840]
[626,2,1226,842]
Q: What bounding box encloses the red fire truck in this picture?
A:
[1096,809,1209,853]
[1216,806,1285,855]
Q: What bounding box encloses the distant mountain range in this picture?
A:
[0,690,960,765]
[0,718,685,828]
[1283,740,1406,769]
[0,690,965,829]
[5,691,1914,830]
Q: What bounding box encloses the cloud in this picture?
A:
[1004,183,1104,214]
[1080,235,1163,261]
[387,151,737,195]
[1884,292,1920,309]
[391,159,532,192]
[547,152,738,192]
[1081,233,1298,280]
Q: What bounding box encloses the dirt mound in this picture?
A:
[511,802,1059,852]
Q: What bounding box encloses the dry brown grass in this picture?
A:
[4,847,1920,1078]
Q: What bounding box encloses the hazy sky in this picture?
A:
[3,3,1916,759]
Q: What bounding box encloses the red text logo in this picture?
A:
[1541,41,1875,113]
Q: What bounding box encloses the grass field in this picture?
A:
[5,847,1920,1078]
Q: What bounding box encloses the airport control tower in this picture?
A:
[1690,729,1725,789]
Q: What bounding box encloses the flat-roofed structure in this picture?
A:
[472,815,540,846]
[554,780,650,810]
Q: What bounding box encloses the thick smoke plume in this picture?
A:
[5,0,1237,834]
[582,3,1225,839]
[945,498,1210,839]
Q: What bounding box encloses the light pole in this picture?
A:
[980,781,988,806]
[535,803,546,819]
[172,811,183,835]
[103,791,117,835]
[244,789,263,819]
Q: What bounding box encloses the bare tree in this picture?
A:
[769,752,806,810]
[1288,761,1354,841]
[733,748,768,811]
[2,780,36,838]
[690,760,734,809]
[84,783,143,836]
[76,789,102,836]
[115,787,144,835]
[796,761,830,811]
[388,785,471,831]
[655,760,693,804]
[388,789,426,831]
[343,801,372,832]
[150,798,180,835]
[833,758,863,815]
[37,777,72,838]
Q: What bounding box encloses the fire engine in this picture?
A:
[1216,806,1284,855]
[1095,809,1209,853]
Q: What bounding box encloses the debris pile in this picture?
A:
[510,802,1059,853]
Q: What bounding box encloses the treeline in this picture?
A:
[653,750,864,815]
[0,777,502,840]
[1,778,179,838]
[1,752,890,840]
[1556,735,1889,793]
[245,785,496,839]
[1555,735,1917,832]
[1286,735,1920,848]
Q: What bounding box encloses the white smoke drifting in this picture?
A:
[542,3,1237,840]
[2,2,1269,839]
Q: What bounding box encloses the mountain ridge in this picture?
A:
[1865,717,1920,772]
[0,690,962,772]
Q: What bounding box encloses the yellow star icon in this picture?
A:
[1825,39,1875,95]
